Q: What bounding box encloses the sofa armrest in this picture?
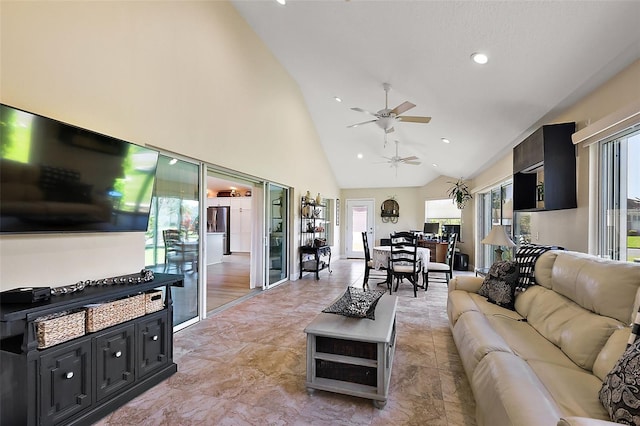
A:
[448,275,484,294]
[557,417,618,426]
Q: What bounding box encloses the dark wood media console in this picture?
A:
[0,273,182,426]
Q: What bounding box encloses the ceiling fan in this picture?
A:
[347,83,431,134]
[380,140,421,175]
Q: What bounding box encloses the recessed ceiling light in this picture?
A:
[276,0,286,5]
[432,163,438,168]
[334,96,342,103]
[441,138,450,144]
[168,158,178,165]
[471,52,488,65]
[357,153,363,159]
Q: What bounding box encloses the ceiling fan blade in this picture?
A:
[391,101,416,115]
[351,107,378,117]
[401,156,419,161]
[397,115,431,124]
[404,161,422,166]
[347,119,378,128]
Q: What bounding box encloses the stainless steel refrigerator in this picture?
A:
[207,206,231,255]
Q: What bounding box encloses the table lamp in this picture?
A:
[481,225,516,259]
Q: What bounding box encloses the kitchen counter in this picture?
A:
[207,232,225,264]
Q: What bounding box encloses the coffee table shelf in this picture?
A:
[304,294,398,408]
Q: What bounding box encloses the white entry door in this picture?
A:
[345,199,375,258]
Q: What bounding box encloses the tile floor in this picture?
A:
[94,259,477,426]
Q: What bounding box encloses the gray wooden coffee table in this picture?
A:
[304,294,398,408]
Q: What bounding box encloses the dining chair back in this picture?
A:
[389,231,421,297]
[425,233,457,287]
[362,232,387,289]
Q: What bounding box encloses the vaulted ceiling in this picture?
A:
[231,0,640,189]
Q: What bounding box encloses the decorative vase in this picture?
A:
[305,191,312,203]
[316,193,322,205]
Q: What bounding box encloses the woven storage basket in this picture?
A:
[35,310,86,349]
[145,290,164,314]
[85,294,145,332]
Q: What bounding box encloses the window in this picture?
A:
[425,199,461,237]
[598,127,640,262]
[478,182,513,268]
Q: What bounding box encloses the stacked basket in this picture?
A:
[34,290,165,349]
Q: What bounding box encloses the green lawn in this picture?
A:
[629,236,640,249]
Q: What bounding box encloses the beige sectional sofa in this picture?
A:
[447,250,640,426]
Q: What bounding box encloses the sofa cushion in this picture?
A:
[528,359,610,420]
[594,327,630,382]
[599,339,640,425]
[629,307,640,348]
[487,313,583,371]
[550,251,640,324]
[471,351,563,426]
[517,285,622,371]
[478,260,519,309]
[447,289,481,325]
[451,310,513,377]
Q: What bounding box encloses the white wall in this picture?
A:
[470,59,640,255]
[340,175,472,258]
[0,1,339,290]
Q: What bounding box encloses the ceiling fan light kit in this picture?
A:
[347,83,431,137]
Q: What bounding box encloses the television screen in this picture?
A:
[423,222,439,234]
[0,104,159,233]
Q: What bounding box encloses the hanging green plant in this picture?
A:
[447,179,472,209]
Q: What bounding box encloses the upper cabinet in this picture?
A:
[513,122,576,211]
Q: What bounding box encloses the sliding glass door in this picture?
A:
[265,183,289,288]
[146,154,200,328]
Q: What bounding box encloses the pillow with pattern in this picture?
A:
[514,244,561,291]
[599,338,640,425]
[478,260,520,310]
[322,287,386,320]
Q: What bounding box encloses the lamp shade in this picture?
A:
[481,225,516,247]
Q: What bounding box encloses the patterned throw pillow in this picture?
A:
[322,287,386,320]
[514,244,557,291]
[599,338,640,425]
[478,260,520,310]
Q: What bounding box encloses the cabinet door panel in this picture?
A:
[95,324,135,401]
[137,314,169,378]
[40,340,92,426]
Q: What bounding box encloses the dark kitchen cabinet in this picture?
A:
[513,122,577,211]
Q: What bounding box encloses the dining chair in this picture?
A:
[425,233,457,288]
[163,229,198,273]
[362,232,388,289]
[389,231,421,297]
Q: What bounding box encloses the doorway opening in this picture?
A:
[205,169,260,314]
[345,199,375,258]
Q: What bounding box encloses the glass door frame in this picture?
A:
[264,182,290,289]
[345,198,375,258]
[145,152,203,332]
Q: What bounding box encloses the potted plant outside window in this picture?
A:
[448,179,472,209]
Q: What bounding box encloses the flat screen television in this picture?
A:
[0,104,159,233]
[423,222,439,235]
